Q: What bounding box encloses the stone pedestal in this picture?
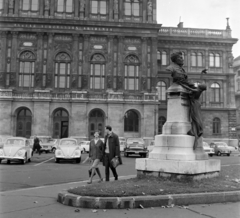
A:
[136,84,220,180]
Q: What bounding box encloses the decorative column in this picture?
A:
[117,36,124,90]
[82,34,90,89]
[14,0,20,16]
[46,33,54,89]
[50,0,55,17]
[79,0,85,19]
[109,0,113,21]
[44,0,50,17]
[8,0,14,15]
[119,0,123,21]
[107,35,114,90]
[152,0,157,23]
[113,0,119,21]
[10,32,18,75]
[74,0,79,19]
[71,34,79,90]
[141,37,147,91]
[151,37,157,86]
[0,32,7,73]
[35,33,44,89]
[85,0,89,20]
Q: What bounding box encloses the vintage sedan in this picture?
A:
[211,142,232,156]
[0,137,32,164]
[79,141,90,153]
[30,136,58,153]
[203,142,214,157]
[124,138,148,158]
[55,138,82,163]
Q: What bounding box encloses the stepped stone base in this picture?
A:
[136,158,221,181]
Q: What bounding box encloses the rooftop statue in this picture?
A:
[166,52,207,149]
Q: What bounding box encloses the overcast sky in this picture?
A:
[156,0,240,59]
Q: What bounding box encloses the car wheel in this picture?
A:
[21,154,27,164]
[143,154,147,158]
[28,158,31,162]
[76,157,81,163]
[209,154,213,157]
[45,151,49,154]
[52,148,56,153]
[55,158,60,163]
[217,151,221,156]
[0,159,2,164]
[227,153,230,156]
[124,152,128,157]
[7,160,11,164]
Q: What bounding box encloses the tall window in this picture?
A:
[21,0,39,16]
[197,52,203,67]
[191,52,197,67]
[91,0,107,14]
[213,117,221,134]
[124,55,139,91]
[157,50,167,66]
[0,0,4,14]
[90,54,106,90]
[210,83,220,102]
[156,81,166,101]
[124,110,139,132]
[19,51,36,88]
[54,52,71,89]
[56,0,73,17]
[158,116,166,134]
[124,0,140,16]
[209,53,221,67]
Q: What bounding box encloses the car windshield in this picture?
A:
[127,138,144,144]
[217,145,227,147]
[39,138,52,143]
[5,139,24,146]
[216,143,227,146]
[80,141,89,145]
[59,140,77,146]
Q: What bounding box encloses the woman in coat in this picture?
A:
[88,131,104,184]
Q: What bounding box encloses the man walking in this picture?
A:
[103,125,122,181]
[32,136,42,156]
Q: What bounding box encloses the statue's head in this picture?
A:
[171,52,184,66]
[198,84,207,91]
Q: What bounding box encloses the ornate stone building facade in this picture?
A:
[0,0,238,142]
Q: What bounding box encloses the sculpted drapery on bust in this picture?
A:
[166,52,207,149]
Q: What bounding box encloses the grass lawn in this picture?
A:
[68,165,240,197]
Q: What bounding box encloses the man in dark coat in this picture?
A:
[103,125,122,181]
[32,136,42,156]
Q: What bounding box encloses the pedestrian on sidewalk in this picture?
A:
[32,136,42,156]
[103,125,122,182]
[87,131,104,184]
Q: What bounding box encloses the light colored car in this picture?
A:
[80,141,90,153]
[120,141,126,152]
[203,142,214,157]
[213,142,236,152]
[30,136,58,153]
[70,136,88,145]
[0,135,12,148]
[211,142,232,156]
[147,140,155,152]
[55,138,82,163]
[0,137,32,164]
[124,138,148,158]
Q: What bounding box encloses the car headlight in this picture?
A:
[0,150,4,155]
[17,150,24,156]
[74,151,80,156]
[56,150,62,156]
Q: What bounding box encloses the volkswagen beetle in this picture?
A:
[0,137,32,164]
[55,138,82,163]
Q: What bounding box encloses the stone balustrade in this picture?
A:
[159,27,231,38]
[0,89,157,103]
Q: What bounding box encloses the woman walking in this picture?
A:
[87,131,104,184]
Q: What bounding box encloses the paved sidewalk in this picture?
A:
[1,175,240,218]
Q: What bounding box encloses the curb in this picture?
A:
[57,190,240,209]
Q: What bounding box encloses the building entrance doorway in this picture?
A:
[89,109,105,140]
[53,109,69,138]
[16,108,32,138]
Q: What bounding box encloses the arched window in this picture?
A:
[53,108,69,138]
[124,55,139,91]
[158,116,166,134]
[124,0,140,17]
[197,52,203,67]
[54,52,71,89]
[213,117,221,134]
[19,51,36,88]
[90,54,106,90]
[91,0,107,14]
[16,108,32,138]
[210,83,220,102]
[191,52,197,67]
[124,110,139,132]
[156,81,166,101]
[209,53,221,67]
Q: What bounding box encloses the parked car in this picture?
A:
[55,138,82,163]
[80,141,90,153]
[147,140,155,152]
[0,137,32,164]
[120,141,126,152]
[124,138,148,158]
[30,136,58,153]
[70,136,88,145]
[211,142,232,156]
[202,142,214,157]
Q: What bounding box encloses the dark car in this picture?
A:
[124,138,148,158]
